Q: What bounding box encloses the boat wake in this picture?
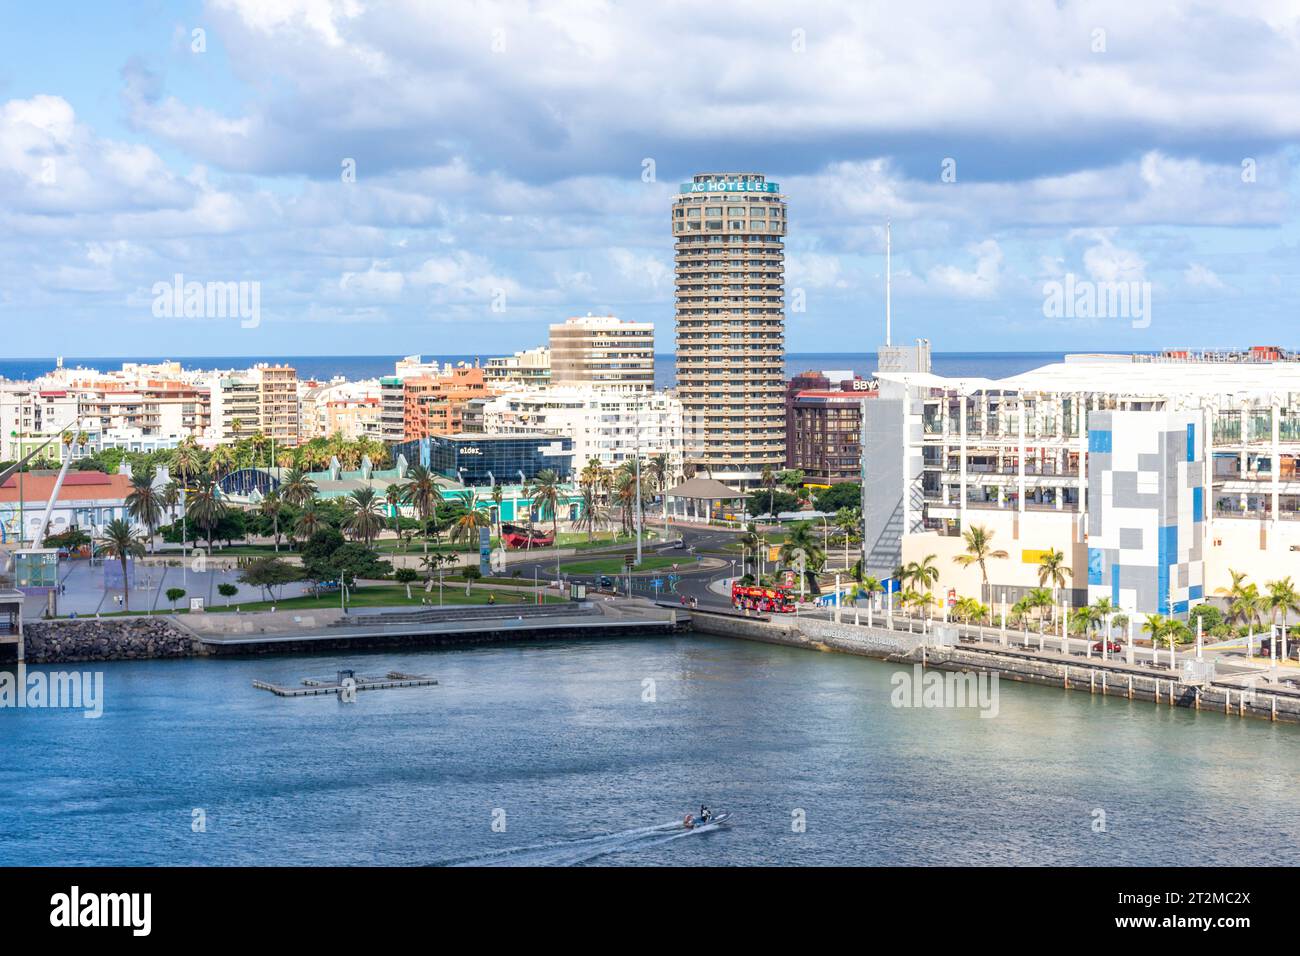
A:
[443,817,729,867]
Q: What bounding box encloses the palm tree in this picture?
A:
[910,553,940,598]
[159,479,181,536]
[573,484,608,542]
[185,474,227,553]
[293,501,325,541]
[450,497,491,546]
[401,465,441,556]
[614,468,647,535]
[1036,548,1071,626]
[834,506,861,568]
[280,467,318,508]
[125,467,162,553]
[209,444,236,479]
[760,464,778,519]
[97,518,145,612]
[779,521,826,594]
[1214,568,1262,636]
[526,469,563,544]
[1025,587,1054,630]
[490,484,504,541]
[342,487,384,547]
[385,483,406,543]
[952,524,1008,604]
[645,452,671,536]
[1265,576,1300,656]
[260,490,284,552]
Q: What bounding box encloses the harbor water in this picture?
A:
[2,634,1297,866]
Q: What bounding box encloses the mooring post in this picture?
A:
[1127,675,1133,700]
[1272,696,1278,722]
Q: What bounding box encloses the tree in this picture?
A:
[1025,587,1054,629]
[779,521,826,594]
[834,506,861,568]
[217,582,238,606]
[186,473,228,553]
[342,487,385,547]
[490,484,505,541]
[293,501,326,542]
[96,518,145,612]
[526,469,563,543]
[747,490,799,518]
[165,587,186,612]
[778,469,806,502]
[260,490,285,552]
[395,566,419,599]
[908,554,940,597]
[760,465,779,518]
[238,557,304,603]
[126,467,163,553]
[815,482,861,514]
[401,465,441,556]
[574,483,608,542]
[449,492,491,546]
[952,524,1008,604]
[1036,548,1071,625]
[1264,576,1300,658]
[280,467,318,508]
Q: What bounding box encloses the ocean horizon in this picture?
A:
[0,350,1135,388]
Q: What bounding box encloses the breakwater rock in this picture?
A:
[24,618,207,664]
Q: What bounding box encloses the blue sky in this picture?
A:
[2,0,1299,357]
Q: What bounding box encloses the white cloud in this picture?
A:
[928,240,1003,298]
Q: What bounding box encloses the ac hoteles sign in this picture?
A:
[679,179,780,194]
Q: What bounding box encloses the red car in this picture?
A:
[1091,640,1123,654]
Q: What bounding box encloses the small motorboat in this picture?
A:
[682,810,732,830]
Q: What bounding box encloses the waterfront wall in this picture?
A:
[688,609,1300,724]
[17,613,675,663]
[22,617,207,664]
[688,610,926,659]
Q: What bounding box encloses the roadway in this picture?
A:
[502,523,742,607]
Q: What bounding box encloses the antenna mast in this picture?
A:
[885,220,892,347]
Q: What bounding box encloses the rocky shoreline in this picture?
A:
[22,618,208,664]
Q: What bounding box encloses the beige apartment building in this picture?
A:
[672,172,787,488]
[206,365,299,444]
[549,315,654,391]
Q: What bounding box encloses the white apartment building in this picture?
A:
[863,350,1300,617]
[479,386,683,480]
[549,315,654,392]
[483,346,552,390]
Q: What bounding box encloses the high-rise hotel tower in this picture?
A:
[672,172,787,488]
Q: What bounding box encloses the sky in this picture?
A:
[2,0,1299,357]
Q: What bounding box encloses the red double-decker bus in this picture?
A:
[731,583,797,614]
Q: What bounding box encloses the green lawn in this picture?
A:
[206,584,564,612]
[75,584,564,618]
[558,554,686,575]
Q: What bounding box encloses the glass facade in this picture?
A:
[396,435,574,484]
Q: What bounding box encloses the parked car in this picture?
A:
[1091,640,1124,654]
[597,575,614,589]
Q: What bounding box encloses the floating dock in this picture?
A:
[252,670,438,698]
